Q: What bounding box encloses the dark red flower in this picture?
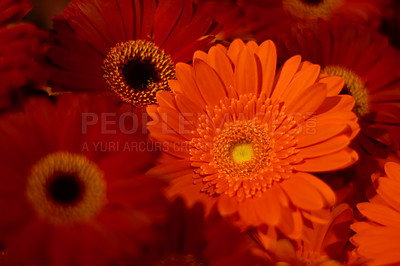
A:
[0,94,167,265]
[275,21,400,157]
[46,0,220,107]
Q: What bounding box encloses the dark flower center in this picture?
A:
[338,83,350,95]
[122,59,160,92]
[47,174,84,205]
[102,40,176,107]
[27,152,106,224]
[301,0,323,4]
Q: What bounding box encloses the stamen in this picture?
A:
[231,143,254,163]
[103,40,176,107]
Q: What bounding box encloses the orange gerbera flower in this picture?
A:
[253,204,353,265]
[236,0,390,41]
[351,161,400,265]
[0,94,167,265]
[275,21,400,157]
[147,39,359,237]
[46,0,220,107]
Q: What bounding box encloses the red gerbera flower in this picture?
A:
[275,21,400,157]
[253,204,354,265]
[0,23,47,110]
[0,94,167,265]
[351,161,400,265]
[0,0,32,26]
[235,0,390,41]
[46,0,220,107]
[147,39,359,237]
[138,197,262,265]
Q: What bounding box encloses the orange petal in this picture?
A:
[156,90,177,110]
[357,202,400,227]
[254,191,281,226]
[284,82,327,115]
[301,208,331,224]
[257,40,277,99]
[168,79,183,94]
[227,39,245,65]
[217,194,238,216]
[385,162,400,181]
[280,175,326,211]
[315,95,355,115]
[271,55,301,101]
[297,135,350,158]
[280,64,321,103]
[273,239,296,261]
[207,45,236,98]
[278,206,303,239]
[245,40,259,52]
[175,94,202,128]
[297,172,336,206]
[296,121,351,148]
[193,59,227,106]
[193,50,208,62]
[146,104,159,121]
[238,198,261,226]
[294,148,358,172]
[175,63,206,108]
[376,176,400,212]
[318,75,345,96]
[234,46,258,96]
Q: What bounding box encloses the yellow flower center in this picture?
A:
[323,65,369,117]
[231,143,254,163]
[189,94,302,201]
[102,40,176,107]
[213,122,274,176]
[26,151,106,225]
[282,0,341,20]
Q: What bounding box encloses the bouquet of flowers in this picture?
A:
[1,0,399,265]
